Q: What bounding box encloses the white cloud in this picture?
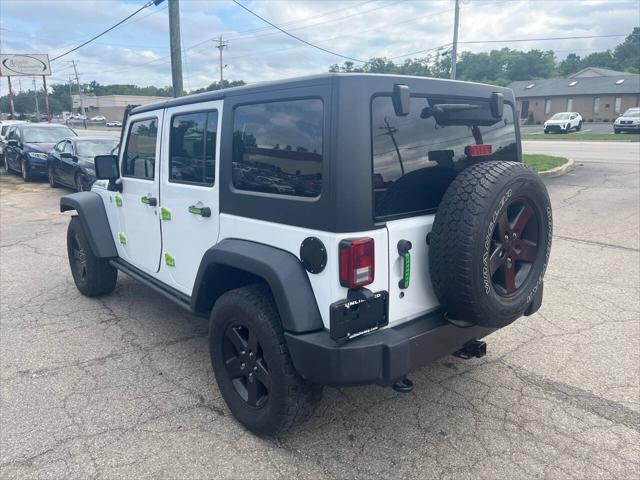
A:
[0,0,637,91]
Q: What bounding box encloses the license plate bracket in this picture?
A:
[330,291,388,341]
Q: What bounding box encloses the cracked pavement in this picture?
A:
[1,141,639,479]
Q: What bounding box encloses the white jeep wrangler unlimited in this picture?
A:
[61,74,552,436]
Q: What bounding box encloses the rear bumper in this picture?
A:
[285,310,495,387]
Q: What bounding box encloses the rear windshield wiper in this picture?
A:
[421,104,480,119]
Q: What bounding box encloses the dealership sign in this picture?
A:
[0,54,51,76]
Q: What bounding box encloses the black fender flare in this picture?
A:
[192,239,324,334]
[60,192,117,258]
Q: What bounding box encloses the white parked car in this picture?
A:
[105,121,122,127]
[614,107,640,134]
[0,120,27,160]
[543,112,583,134]
[91,115,106,122]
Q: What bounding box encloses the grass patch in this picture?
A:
[522,132,640,142]
[523,154,569,172]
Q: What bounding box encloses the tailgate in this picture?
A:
[386,215,440,326]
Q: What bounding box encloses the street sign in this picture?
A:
[0,54,51,76]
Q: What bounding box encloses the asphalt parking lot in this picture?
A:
[1,141,639,479]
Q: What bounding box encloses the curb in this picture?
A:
[538,158,575,178]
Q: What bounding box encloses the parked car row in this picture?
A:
[0,121,118,190]
[541,108,640,134]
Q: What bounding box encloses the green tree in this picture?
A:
[558,53,583,76]
[614,27,640,73]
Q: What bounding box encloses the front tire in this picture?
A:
[3,155,11,174]
[576,121,582,131]
[209,284,322,437]
[21,159,33,182]
[48,167,58,188]
[75,174,84,192]
[66,217,117,297]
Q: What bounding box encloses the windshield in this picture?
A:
[550,113,571,120]
[22,127,75,143]
[622,109,640,118]
[76,139,119,158]
[372,95,517,219]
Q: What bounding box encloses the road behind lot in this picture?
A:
[1,141,638,479]
[520,122,614,135]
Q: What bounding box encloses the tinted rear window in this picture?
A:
[232,99,323,198]
[372,96,516,219]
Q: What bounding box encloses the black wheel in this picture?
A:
[429,161,552,328]
[48,167,58,188]
[543,130,549,134]
[3,155,11,174]
[75,174,85,192]
[614,129,620,134]
[66,217,117,297]
[209,284,322,436]
[576,121,582,131]
[21,159,33,182]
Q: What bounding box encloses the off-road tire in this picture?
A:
[66,217,117,297]
[209,284,322,437]
[429,161,552,328]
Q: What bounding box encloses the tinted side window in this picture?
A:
[63,141,74,154]
[169,111,217,185]
[122,118,158,180]
[232,99,323,198]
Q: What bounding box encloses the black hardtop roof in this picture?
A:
[130,73,514,115]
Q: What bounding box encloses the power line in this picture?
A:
[231,0,366,63]
[50,0,165,62]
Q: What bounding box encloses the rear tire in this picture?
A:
[66,217,117,297]
[429,161,552,328]
[209,284,322,437]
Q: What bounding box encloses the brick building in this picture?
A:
[509,67,640,124]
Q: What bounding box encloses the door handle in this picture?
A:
[141,196,157,206]
[188,205,211,217]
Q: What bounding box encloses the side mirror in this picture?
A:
[392,84,410,117]
[490,92,504,118]
[94,154,119,180]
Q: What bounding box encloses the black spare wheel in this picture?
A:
[429,161,552,328]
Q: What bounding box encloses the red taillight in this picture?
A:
[466,144,492,157]
[339,238,375,288]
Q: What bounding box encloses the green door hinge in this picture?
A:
[115,195,123,207]
[164,252,176,267]
[160,206,171,221]
[118,232,127,245]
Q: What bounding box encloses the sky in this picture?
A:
[0,0,638,92]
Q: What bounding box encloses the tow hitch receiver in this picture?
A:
[453,339,487,359]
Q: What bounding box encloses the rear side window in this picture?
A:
[169,110,217,186]
[232,99,323,198]
[372,96,516,219]
[122,118,158,180]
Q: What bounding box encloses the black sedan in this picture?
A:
[3,123,77,181]
[47,137,119,191]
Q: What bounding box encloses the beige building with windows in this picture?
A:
[509,67,640,123]
[71,94,168,122]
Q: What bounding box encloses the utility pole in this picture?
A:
[215,36,229,85]
[71,60,87,128]
[168,0,183,97]
[32,77,40,116]
[380,117,405,176]
[450,0,460,80]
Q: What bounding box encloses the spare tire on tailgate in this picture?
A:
[429,161,552,328]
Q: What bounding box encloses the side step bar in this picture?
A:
[109,258,193,313]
